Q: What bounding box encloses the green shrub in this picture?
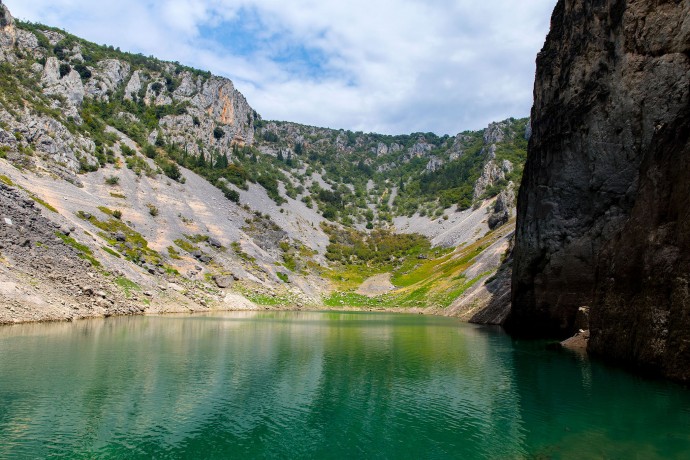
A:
[144,144,157,159]
[73,63,91,80]
[59,63,71,78]
[263,131,279,142]
[159,160,182,181]
[120,145,135,156]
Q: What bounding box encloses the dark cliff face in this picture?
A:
[591,113,690,381]
[509,0,690,344]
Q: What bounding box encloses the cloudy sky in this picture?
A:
[5,0,556,135]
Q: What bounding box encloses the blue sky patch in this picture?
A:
[199,6,333,81]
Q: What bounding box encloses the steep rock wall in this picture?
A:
[510,0,690,339]
[0,11,258,174]
[591,113,690,381]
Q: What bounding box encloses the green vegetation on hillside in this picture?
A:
[0,17,523,310]
[324,222,513,310]
[2,20,528,231]
[251,118,528,225]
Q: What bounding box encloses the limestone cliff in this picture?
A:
[510,0,690,378]
[0,15,257,176]
[0,1,16,49]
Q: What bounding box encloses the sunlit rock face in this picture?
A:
[509,0,690,380]
[0,1,17,49]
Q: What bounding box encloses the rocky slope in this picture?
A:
[0,1,523,324]
[509,0,690,380]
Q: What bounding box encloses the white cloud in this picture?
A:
[5,0,556,134]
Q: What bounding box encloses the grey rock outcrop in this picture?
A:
[0,107,97,174]
[0,0,16,49]
[410,141,432,157]
[473,156,513,199]
[483,121,508,144]
[85,59,130,101]
[425,156,443,172]
[374,142,389,157]
[157,74,257,157]
[509,0,690,382]
[488,184,515,230]
[15,29,40,57]
[42,57,85,115]
[0,12,259,175]
[124,70,146,100]
[213,275,234,289]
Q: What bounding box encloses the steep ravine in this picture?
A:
[509,0,690,381]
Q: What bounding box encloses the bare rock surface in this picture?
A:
[356,274,395,297]
[394,201,494,248]
[509,0,690,381]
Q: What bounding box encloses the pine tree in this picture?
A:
[197,153,206,168]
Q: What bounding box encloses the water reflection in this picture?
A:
[511,340,690,459]
[0,312,688,458]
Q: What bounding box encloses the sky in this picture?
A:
[5,0,557,135]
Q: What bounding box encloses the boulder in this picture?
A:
[213,275,233,288]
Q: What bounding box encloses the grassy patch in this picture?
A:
[325,224,512,310]
[77,210,161,265]
[110,192,126,199]
[102,246,121,258]
[164,265,180,276]
[125,156,156,177]
[178,214,193,224]
[174,238,198,253]
[184,233,209,244]
[0,175,14,186]
[105,175,119,185]
[115,276,141,297]
[167,246,182,259]
[325,264,387,291]
[55,232,100,267]
[244,293,290,306]
[30,194,58,213]
[277,272,289,283]
[231,242,255,263]
[323,292,383,308]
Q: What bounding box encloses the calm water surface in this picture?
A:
[0,311,689,459]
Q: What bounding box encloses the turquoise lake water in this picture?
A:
[0,311,689,459]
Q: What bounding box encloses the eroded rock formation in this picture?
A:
[0,0,16,49]
[509,0,690,379]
